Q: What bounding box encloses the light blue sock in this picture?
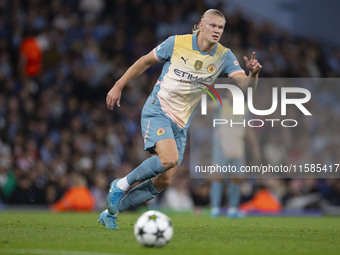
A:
[118,180,160,212]
[126,156,165,185]
[228,182,240,209]
[210,181,223,209]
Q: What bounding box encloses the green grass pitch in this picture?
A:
[0,210,339,255]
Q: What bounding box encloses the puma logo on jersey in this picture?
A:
[181,57,189,64]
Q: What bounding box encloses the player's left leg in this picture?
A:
[151,164,178,191]
[98,209,119,229]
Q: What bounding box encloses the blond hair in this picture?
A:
[192,9,226,34]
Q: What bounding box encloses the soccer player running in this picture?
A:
[99,9,262,229]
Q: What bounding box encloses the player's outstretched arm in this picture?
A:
[106,51,158,111]
[231,52,262,92]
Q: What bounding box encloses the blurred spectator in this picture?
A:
[9,172,45,205]
[191,181,210,214]
[19,35,42,77]
[0,164,16,203]
[283,179,321,210]
[51,173,95,212]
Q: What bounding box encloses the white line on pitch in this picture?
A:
[0,248,132,255]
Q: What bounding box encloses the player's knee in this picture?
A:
[160,156,178,171]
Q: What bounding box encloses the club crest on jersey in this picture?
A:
[157,128,165,136]
[194,60,203,70]
[207,64,216,74]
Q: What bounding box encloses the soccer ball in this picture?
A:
[134,210,173,247]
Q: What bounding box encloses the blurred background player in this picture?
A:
[210,96,261,218]
[100,9,262,229]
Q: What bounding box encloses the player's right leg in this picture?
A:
[117,139,179,212]
[100,95,181,229]
[210,179,223,218]
[105,138,178,214]
[226,159,245,218]
[105,155,167,215]
[210,133,225,218]
[227,178,245,218]
[116,165,178,214]
[100,142,177,229]
[105,112,176,216]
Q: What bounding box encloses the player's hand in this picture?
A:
[244,52,262,74]
[106,84,122,111]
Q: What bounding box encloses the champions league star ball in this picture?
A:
[134,210,173,247]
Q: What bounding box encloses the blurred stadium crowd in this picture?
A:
[0,0,340,213]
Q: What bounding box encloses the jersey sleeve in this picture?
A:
[222,50,245,77]
[153,36,175,62]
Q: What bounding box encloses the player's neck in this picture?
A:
[197,34,216,53]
